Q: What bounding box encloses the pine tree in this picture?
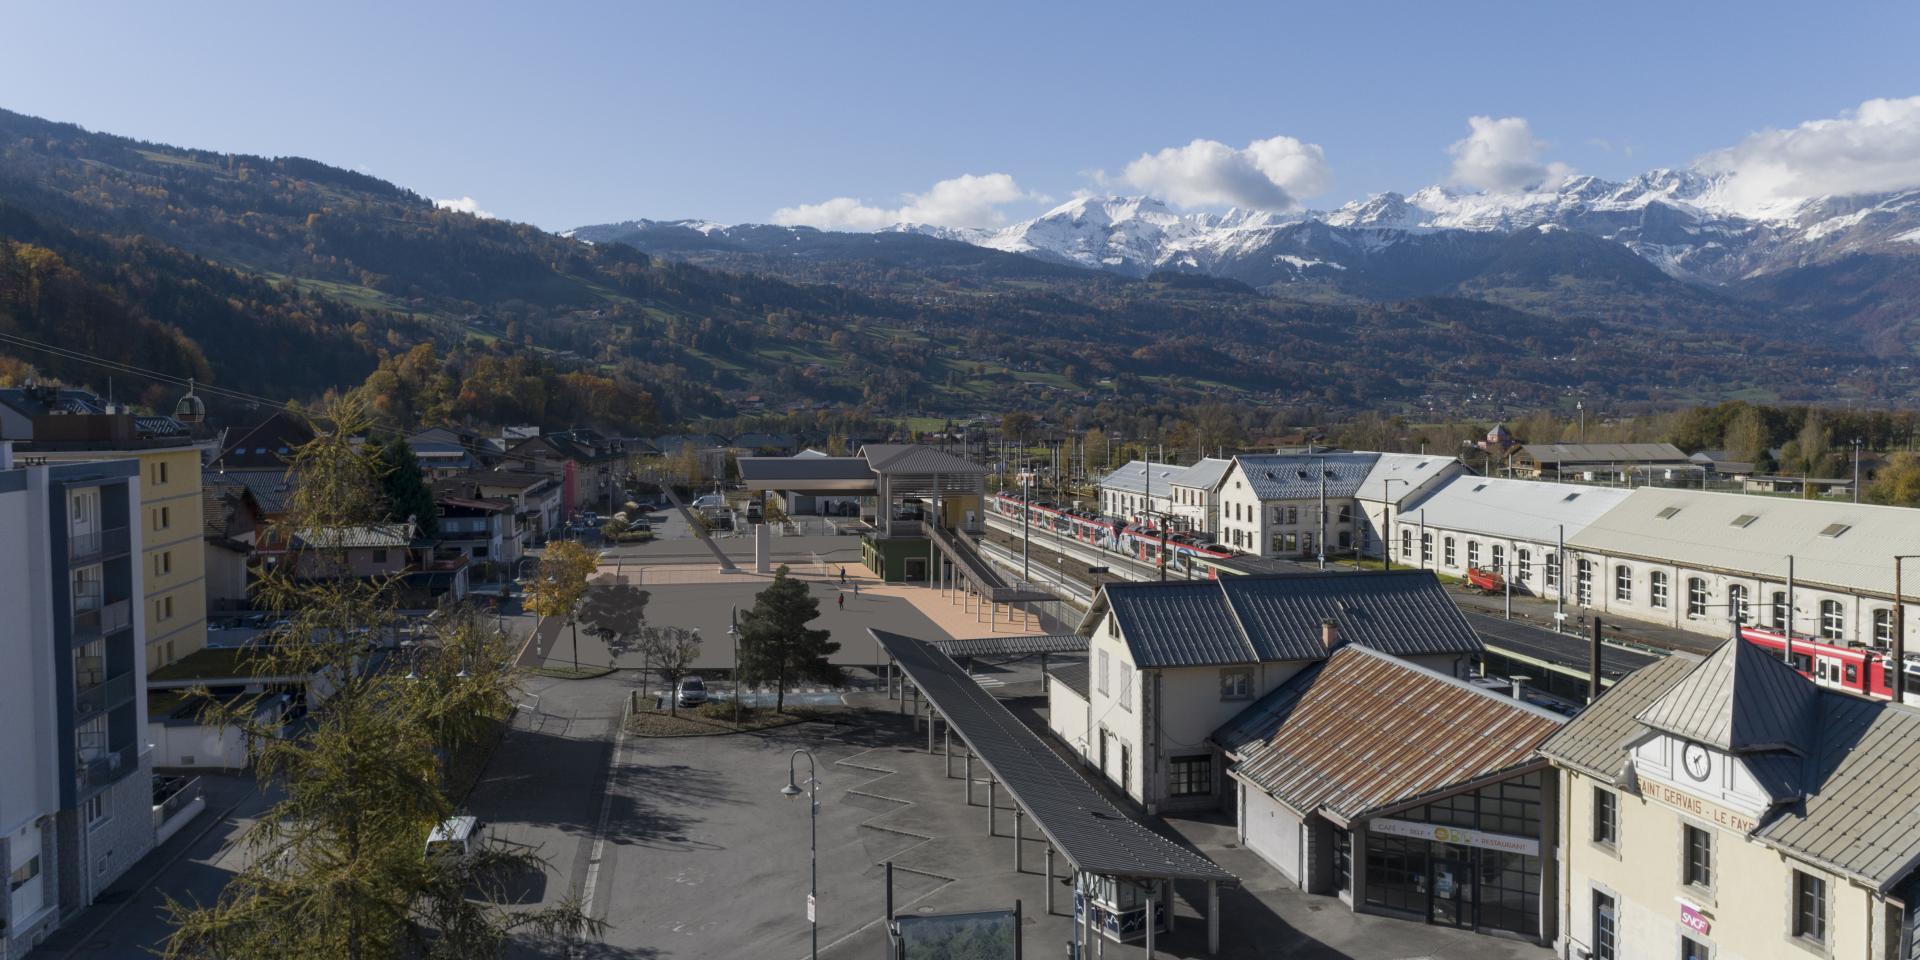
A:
[376,436,438,539]
[160,397,599,959]
[737,565,839,712]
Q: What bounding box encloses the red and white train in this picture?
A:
[1737,626,1920,700]
[988,492,1233,576]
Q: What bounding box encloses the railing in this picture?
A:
[68,525,130,564]
[153,776,204,831]
[72,599,133,641]
[77,743,139,790]
[876,519,925,539]
[74,670,136,720]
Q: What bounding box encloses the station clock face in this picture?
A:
[1682,742,1711,781]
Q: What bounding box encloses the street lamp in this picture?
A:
[781,748,821,960]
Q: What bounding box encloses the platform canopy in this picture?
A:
[736,456,878,494]
[873,628,1237,885]
[929,634,1090,657]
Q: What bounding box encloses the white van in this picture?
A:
[425,815,483,862]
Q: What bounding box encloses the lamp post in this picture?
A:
[781,748,821,960]
[1854,438,1864,504]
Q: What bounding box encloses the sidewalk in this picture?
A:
[29,774,267,959]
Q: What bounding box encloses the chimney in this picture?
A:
[1320,617,1340,651]
[1510,675,1530,701]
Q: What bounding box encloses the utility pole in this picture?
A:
[1381,478,1405,572]
[1555,524,1566,635]
[1317,458,1327,571]
[1854,438,1864,503]
[1021,471,1031,582]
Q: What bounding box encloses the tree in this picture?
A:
[639,625,703,715]
[161,397,598,959]
[376,436,438,539]
[1082,428,1110,473]
[525,540,599,670]
[737,565,839,712]
[1868,452,1920,507]
[1723,406,1771,466]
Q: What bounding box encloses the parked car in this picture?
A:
[425,815,483,862]
[693,494,726,511]
[676,675,709,707]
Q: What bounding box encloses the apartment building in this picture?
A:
[1,390,212,673]
[0,445,153,958]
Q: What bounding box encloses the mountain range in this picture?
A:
[581,169,1920,292]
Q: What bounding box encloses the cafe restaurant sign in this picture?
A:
[1370,818,1540,856]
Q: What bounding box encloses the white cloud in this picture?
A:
[1447,116,1572,194]
[433,196,495,219]
[772,173,1038,230]
[1695,95,1920,216]
[1118,135,1332,210]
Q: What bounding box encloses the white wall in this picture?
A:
[1241,788,1307,885]
[146,721,249,770]
[0,477,57,843]
[1047,681,1090,763]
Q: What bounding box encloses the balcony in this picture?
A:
[74,669,137,721]
[72,598,133,642]
[68,525,130,565]
[77,743,139,791]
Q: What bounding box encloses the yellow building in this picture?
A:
[7,404,212,673]
[1543,639,1920,960]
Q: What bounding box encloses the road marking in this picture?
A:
[576,704,627,951]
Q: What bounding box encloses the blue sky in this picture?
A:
[4,1,1918,231]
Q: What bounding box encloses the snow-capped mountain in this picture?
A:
[888,170,1920,287]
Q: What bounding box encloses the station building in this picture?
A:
[1543,637,1920,960]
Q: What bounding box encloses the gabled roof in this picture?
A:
[216,411,315,470]
[1520,442,1690,466]
[1637,636,1820,754]
[1544,641,1920,892]
[1401,474,1632,544]
[1354,452,1460,502]
[1540,652,1700,778]
[1171,457,1234,491]
[1048,662,1090,700]
[859,443,986,476]
[218,468,296,516]
[292,522,416,549]
[1085,571,1482,669]
[1213,645,1564,822]
[1231,452,1378,501]
[1566,487,1919,594]
[202,480,262,540]
[1096,460,1189,498]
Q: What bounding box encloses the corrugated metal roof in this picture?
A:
[929,635,1090,657]
[1103,580,1252,667]
[1538,653,1701,779]
[1637,636,1818,753]
[1213,645,1564,821]
[1224,571,1484,660]
[1354,452,1460,502]
[1093,572,1483,669]
[1756,696,1920,890]
[1049,662,1089,699]
[1096,460,1190,498]
[294,522,415,549]
[1400,474,1631,544]
[861,444,987,476]
[1565,487,1919,594]
[872,629,1236,883]
[1521,442,1691,466]
[1232,453,1377,501]
[736,456,878,483]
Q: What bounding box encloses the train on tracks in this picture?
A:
[1736,625,1920,700]
[988,492,1233,577]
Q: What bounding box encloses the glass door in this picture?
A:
[1429,845,1476,928]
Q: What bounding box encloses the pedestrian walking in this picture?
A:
[838,567,846,585]
[853,581,860,598]
[837,592,845,610]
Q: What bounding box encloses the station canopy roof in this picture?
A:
[873,629,1236,884]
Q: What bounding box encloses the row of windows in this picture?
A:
[1589,786,1828,953]
[1398,530,1888,641]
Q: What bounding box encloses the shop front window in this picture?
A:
[1331,828,1352,895]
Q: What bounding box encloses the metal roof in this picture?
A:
[1049,662,1090,699]
[1231,452,1377,501]
[736,456,878,491]
[929,635,1090,657]
[1637,636,1819,753]
[1537,653,1702,780]
[1353,452,1460,502]
[1086,572,1484,669]
[1213,645,1564,822]
[1094,460,1189,498]
[860,444,987,476]
[1173,457,1234,491]
[1520,442,1691,467]
[872,629,1237,884]
[1565,487,1920,595]
[1544,641,1920,891]
[1400,474,1632,545]
[1466,612,1661,684]
[293,522,415,549]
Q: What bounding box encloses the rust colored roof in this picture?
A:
[1214,644,1564,821]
